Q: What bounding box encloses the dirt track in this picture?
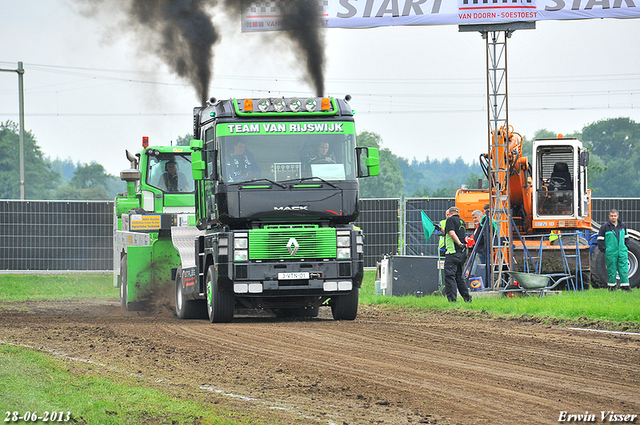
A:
[1,299,639,425]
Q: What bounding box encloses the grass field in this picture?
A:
[0,344,272,425]
[0,273,117,301]
[359,270,640,326]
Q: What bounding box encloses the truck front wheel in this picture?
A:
[331,289,359,321]
[206,265,235,323]
[175,266,204,319]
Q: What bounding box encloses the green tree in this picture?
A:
[49,157,78,181]
[581,118,640,197]
[581,117,640,159]
[410,186,432,197]
[54,163,117,200]
[404,156,482,197]
[70,163,111,191]
[0,121,61,199]
[357,131,404,198]
[176,133,192,146]
[397,157,425,195]
[430,180,457,197]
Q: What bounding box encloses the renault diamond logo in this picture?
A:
[287,238,299,255]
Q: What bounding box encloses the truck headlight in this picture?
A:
[337,248,351,259]
[234,250,248,262]
[234,237,248,249]
[337,236,351,248]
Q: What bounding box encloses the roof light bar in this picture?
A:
[235,97,336,115]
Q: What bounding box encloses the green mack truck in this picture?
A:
[172,95,379,322]
[114,138,196,310]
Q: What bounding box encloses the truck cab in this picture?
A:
[114,140,196,310]
[531,138,591,231]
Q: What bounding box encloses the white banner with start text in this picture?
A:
[242,0,640,32]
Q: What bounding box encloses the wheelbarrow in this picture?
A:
[501,271,573,298]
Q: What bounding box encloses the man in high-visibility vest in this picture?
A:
[597,209,631,291]
[437,210,452,256]
[443,207,472,302]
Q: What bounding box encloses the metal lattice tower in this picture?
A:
[460,22,535,289]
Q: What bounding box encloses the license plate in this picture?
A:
[277,272,310,280]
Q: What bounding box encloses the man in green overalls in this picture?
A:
[597,209,631,291]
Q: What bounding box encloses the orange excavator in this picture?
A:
[455,126,609,287]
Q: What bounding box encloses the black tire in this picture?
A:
[628,238,640,289]
[592,239,640,289]
[175,266,203,319]
[206,265,235,323]
[591,247,607,289]
[119,255,128,311]
[331,289,359,321]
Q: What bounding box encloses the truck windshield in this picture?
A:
[217,122,357,184]
[146,153,195,193]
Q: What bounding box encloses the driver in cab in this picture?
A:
[158,159,190,192]
[306,141,335,165]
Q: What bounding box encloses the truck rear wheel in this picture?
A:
[331,289,359,321]
[590,247,607,288]
[120,255,128,311]
[591,239,640,289]
[206,265,235,323]
[175,266,203,319]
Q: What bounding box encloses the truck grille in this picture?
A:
[248,225,336,260]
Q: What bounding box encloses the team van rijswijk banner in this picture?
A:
[242,0,640,31]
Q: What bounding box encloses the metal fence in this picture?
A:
[0,200,113,271]
[1,198,639,272]
[355,199,400,267]
[590,199,640,230]
[403,198,454,257]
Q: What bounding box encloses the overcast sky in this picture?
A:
[1,0,639,177]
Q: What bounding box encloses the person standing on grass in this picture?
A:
[443,207,472,303]
[597,208,631,292]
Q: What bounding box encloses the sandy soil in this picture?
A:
[1,298,639,425]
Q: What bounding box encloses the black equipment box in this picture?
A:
[378,255,442,297]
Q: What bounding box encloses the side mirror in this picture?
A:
[356,147,380,178]
[190,139,206,180]
[580,151,589,167]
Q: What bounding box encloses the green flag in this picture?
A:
[421,211,436,241]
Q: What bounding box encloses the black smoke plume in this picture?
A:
[77,0,326,103]
[127,0,219,106]
[224,0,326,96]
[279,0,326,97]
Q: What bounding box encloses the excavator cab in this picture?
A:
[532,138,589,220]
